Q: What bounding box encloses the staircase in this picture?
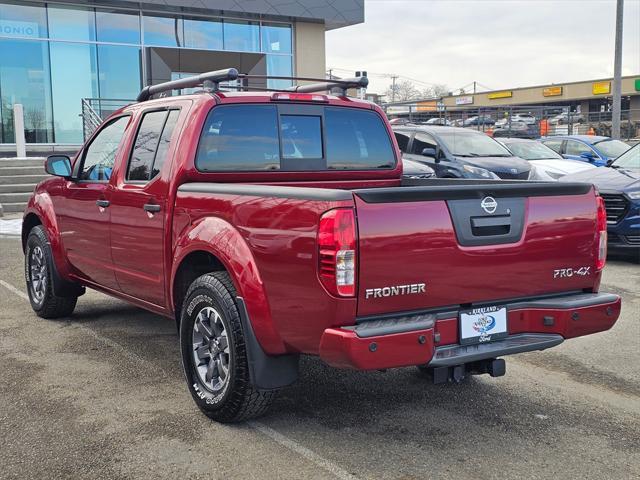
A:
[0,158,48,216]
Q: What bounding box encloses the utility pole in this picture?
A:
[612,0,624,139]
[473,81,477,94]
[391,75,398,103]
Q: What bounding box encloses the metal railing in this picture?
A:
[384,103,640,141]
[81,98,134,140]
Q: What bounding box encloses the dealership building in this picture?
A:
[0,0,364,146]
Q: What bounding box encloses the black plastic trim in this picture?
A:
[236,297,299,390]
[345,313,435,338]
[178,183,354,201]
[355,180,592,203]
[429,333,564,367]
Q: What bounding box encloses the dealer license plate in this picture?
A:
[459,306,508,345]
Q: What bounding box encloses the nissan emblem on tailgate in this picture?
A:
[481,196,497,214]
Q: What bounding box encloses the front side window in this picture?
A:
[437,131,511,157]
[411,132,438,155]
[394,132,411,152]
[565,140,592,156]
[543,139,563,153]
[506,141,562,160]
[80,116,130,181]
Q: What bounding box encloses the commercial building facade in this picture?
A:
[0,0,363,145]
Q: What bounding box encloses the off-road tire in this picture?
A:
[25,225,77,318]
[180,272,277,423]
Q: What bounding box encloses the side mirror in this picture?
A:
[579,151,595,161]
[45,155,72,178]
[421,147,437,158]
[606,159,614,167]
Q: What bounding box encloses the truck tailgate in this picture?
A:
[353,182,599,317]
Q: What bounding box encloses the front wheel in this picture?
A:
[25,225,77,319]
[179,272,277,423]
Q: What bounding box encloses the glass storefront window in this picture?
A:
[96,9,140,44]
[143,15,183,47]
[261,23,291,54]
[223,20,259,52]
[0,1,47,39]
[0,38,53,143]
[97,45,141,100]
[184,18,222,50]
[48,5,96,42]
[266,55,293,89]
[50,42,98,143]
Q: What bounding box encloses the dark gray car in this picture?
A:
[393,125,533,179]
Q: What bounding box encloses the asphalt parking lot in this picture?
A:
[1,234,638,480]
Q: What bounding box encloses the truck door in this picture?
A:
[108,107,182,307]
[57,115,133,290]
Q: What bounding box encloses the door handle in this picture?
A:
[143,203,161,213]
[96,199,110,208]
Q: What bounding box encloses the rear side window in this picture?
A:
[196,104,396,171]
[79,116,130,181]
[394,132,411,152]
[127,109,180,181]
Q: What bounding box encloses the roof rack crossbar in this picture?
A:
[136,68,239,102]
[286,76,368,95]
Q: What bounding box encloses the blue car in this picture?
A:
[541,135,630,167]
[560,143,639,258]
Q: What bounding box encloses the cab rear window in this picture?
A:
[195,104,396,171]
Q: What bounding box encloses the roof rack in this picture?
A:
[135,68,368,102]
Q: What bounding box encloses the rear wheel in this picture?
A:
[25,225,77,318]
[180,272,277,422]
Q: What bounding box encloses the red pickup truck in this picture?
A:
[22,70,620,423]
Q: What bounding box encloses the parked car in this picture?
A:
[402,158,436,178]
[492,121,537,139]
[463,115,495,127]
[496,114,536,128]
[424,117,451,126]
[22,69,621,423]
[541,135,630,167]
[393,125,532,179]
[498,138,596,180]
[548,112,584,125]
[560,143,639,258]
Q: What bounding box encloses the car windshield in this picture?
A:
[613,144,639,169]
[505,141,562,160]
[438,131,511,156]
[593,139,630,158]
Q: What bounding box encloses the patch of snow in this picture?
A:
[0,218,22,236]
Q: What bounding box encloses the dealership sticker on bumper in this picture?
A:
[460,306,508,345]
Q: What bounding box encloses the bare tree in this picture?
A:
[384,80,421,102]
[421,83,449,99]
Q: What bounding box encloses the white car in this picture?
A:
[496,114,536,127]
[498,138,596,180]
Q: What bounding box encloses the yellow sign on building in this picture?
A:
[487,91,512,99]
[592,81,611,95]
[543,86,563,97]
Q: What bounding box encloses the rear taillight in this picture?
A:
[271,92,328,102]
[596,195,607,270]
[318,208,357,297]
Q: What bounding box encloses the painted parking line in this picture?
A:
[0,278,359,480]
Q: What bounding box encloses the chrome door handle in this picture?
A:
[143,203,161,213]
[96,199,110,208]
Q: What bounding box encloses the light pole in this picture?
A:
[611,0,624,139]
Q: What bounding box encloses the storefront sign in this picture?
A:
[635,78,640,92]
[416,100,437,112]
[543,86,563,97]
[487,91,512,100]
[592,81,610,95]
[386,105,412,114]
[455,95,474,105]
[0,20,40,38]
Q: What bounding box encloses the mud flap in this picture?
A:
[236,296,299,390]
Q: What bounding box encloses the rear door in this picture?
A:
[109,107,183,306]
[353,183,599,317]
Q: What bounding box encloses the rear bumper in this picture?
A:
[319,292,621,370]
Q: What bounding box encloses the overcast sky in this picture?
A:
[326,0,640,96]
